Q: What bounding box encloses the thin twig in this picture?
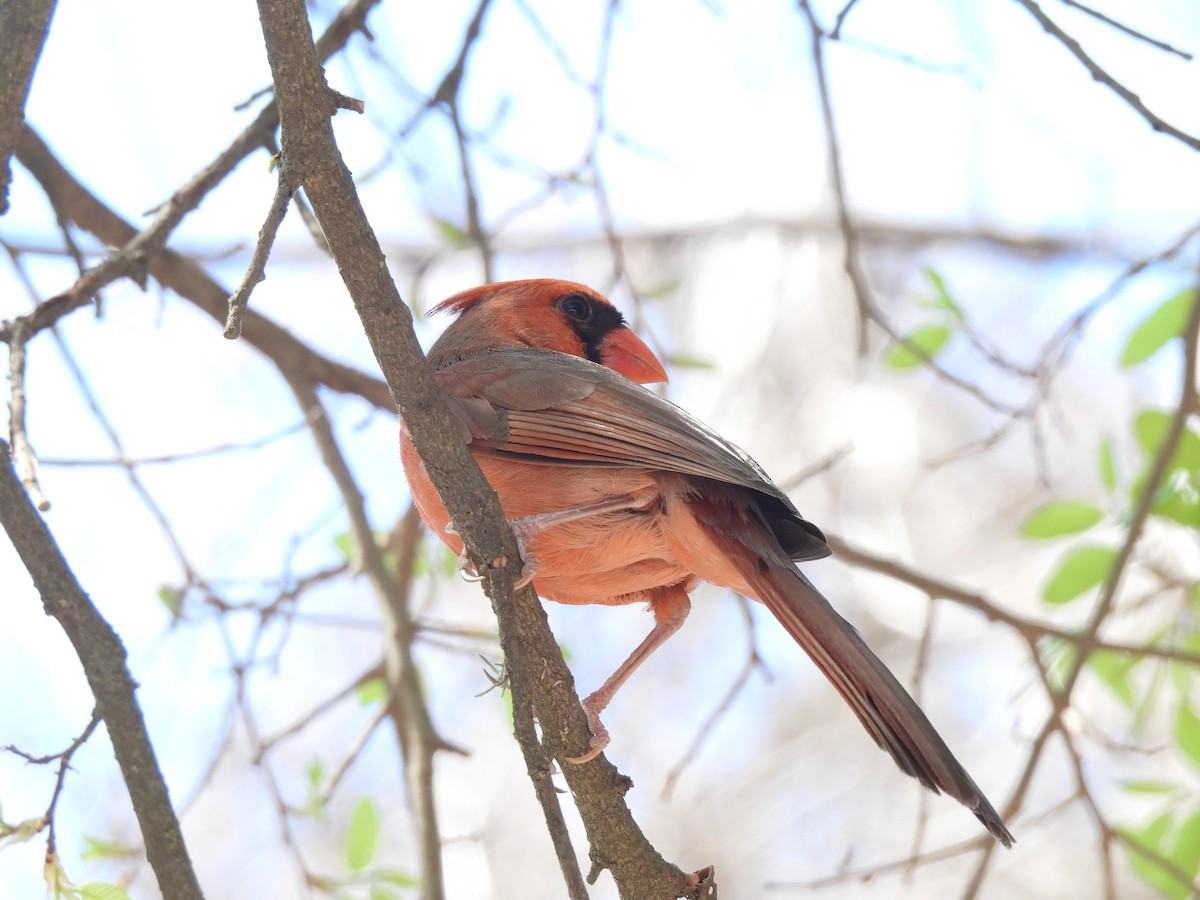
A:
[226,164,295,338]
[4,709,102,857]
[49,328,200,584]
[799,0,1021,416]
[829,0,861,39]
[662,595,766,800]
[1057,0,1193,61]
[40,419,309,467]
[798,0,869,351]
[827,534,1200,667]
[0,437,204,899]
[1013,0,1200,151]
[959,272,1200,899]
[289,375,454,898]
[5,318,49,510]
[12,126,395,411]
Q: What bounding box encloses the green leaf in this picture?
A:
[1133,410,1200,473]
[1099,438,1117,492]
[1153,475,1200,528]
[1042,546,1116,605]
[920,267,963,318]
[1121,289,1195,368]
[885,324,952,370]
[80,835,138,861]
[0,817,42,847]
[157,585,182,617]
[1087,650,1138,708]
[1037,636,1077,693]
[78,884,133,900]
[1176,701,1200,770]
[663,353,716,370]
[345,797,380,872]
[643,278,682,299]
[1121,780,1178,795]
[1171,811,1200,881]
[356,677,388,707]
[370,887,402,900]
[307,757,324,789]
[1020,500,1104,539]
[375,868,420,887]
[432,216,468,248]
[1123,812,1190,899]
[303,757,328,820]
[333,532,353,561]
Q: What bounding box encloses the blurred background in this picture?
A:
[2,0,1199,897]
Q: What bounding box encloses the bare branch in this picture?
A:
[12,126,395,411]
[798,0,1022,416]
[0,438,204,899]
[1014,0,1200,151]
[225,162,295,338]
[288,375,454,896]
[1056,0,1193,61]
[254,1,700,894]
[4,709,101,858]
[5,318,49,510]
[0,0,56,214]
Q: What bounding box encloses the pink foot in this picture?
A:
[564,691,612,765]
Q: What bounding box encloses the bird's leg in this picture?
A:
[449,494,647,586]
[506,494,645,588]
[566,588,691,764]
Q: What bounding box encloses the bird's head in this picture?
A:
[429,279,668,385]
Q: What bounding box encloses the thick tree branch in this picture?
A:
[253,2,699,895]
[0,439,203,899]
[0,0,56,214]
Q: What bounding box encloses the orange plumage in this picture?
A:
[400,278,1012,846]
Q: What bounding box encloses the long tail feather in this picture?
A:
[715,526,1013,846]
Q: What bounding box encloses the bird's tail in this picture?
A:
[726,533,1013,846]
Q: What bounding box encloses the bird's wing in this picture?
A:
[435,349,830,561]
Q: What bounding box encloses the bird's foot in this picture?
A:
[564,691,612,765]
[505,517,543,588]
[445,520,540,587]
[445,523,484,583]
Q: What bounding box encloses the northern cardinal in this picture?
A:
[400,278,1012,845]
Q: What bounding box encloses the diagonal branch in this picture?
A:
[0,439,204,899]
[959,274,1200,899]
[253,2,700,896]
[1014,0,1200,151]
[11,126,395,411]
[2,0,384,342]
[0,0,56,215]
[1056,0,1193,60]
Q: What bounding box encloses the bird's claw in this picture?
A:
[564,695,611,765]
[508,517,542,587]
[446,520,539,586]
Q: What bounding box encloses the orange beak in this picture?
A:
[600,325,669,385]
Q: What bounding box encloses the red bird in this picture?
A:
[400,278,1012,845]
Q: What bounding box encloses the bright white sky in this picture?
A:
[2,0,1199,897]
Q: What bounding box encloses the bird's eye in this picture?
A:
[559,295,592,322]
